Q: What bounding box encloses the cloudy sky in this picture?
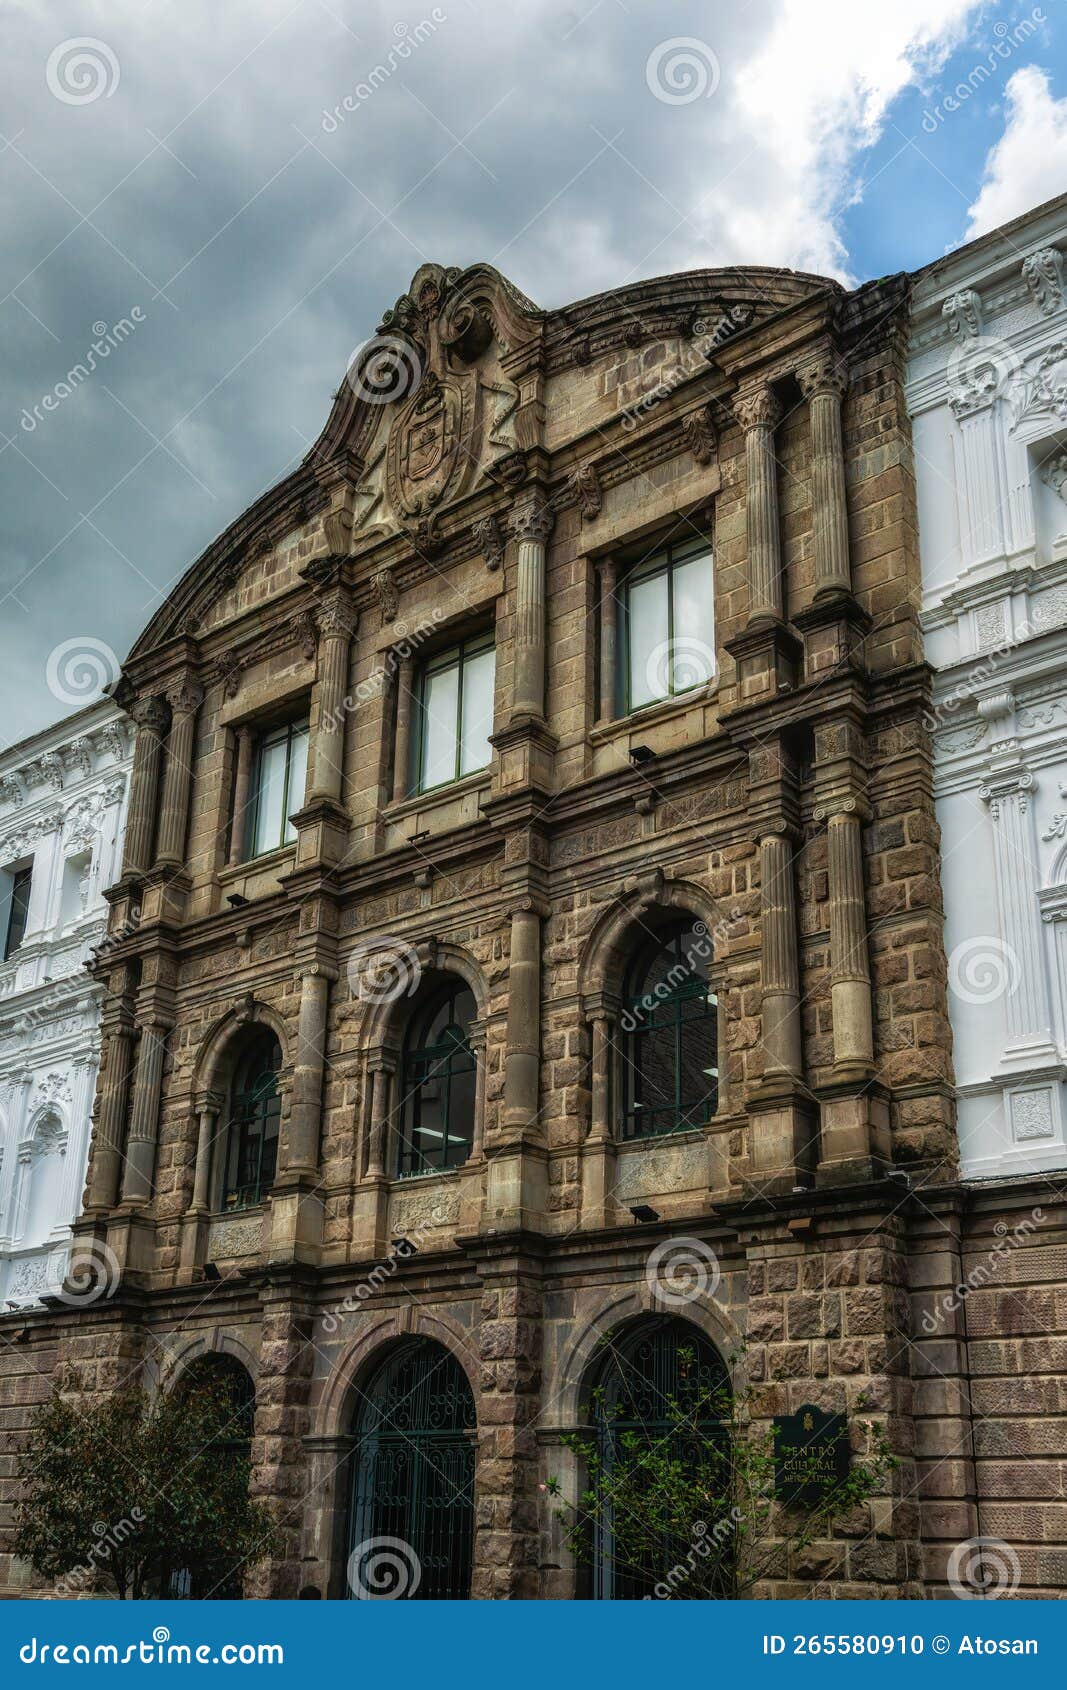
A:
[2,0,1066,743]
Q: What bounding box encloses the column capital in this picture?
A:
[509,491,555,545]
[163,677,204,716]
[733,384,781,433]
[130,695,170,738]
[797,353,848,401]
[316,584,357,640]
[813,796,871,825]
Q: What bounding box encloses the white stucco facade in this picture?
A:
[0,701,130,1305]
[908,192,1067,1180]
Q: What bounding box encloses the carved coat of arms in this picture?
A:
[386,366,480,520]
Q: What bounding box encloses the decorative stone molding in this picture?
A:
[215,648,245,699]
[0,775,22,809]
[797,355,848,400]
[1022,247,1064,317]
[732,384,781,433]
[509,491,555,545]
[681,405,717,466]
[569,462,602,522]
[207,1213,264,1259]
[472,513,505,571]
[372,567,399,624]
[942,289,982,340]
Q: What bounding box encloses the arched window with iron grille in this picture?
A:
[587,1317,730,1600]
[346,1340,476,1600]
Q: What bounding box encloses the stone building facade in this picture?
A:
[906,191,1067,1597]
[0,701,131,1310]
[0,244,1055,1599]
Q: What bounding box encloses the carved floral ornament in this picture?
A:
[1022,247,1065,317]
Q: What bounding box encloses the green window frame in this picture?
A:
[619,535,714,716]
[3,864,32,961]
[412,635,495,795]
[245,716,309,859]
[621,922,718,1141]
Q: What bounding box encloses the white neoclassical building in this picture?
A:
[908,190,1067,1180]
[0,700,130,1305]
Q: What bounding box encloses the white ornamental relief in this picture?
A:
[1022,248,1065,317]
[1009,1089,1055,1142]
[1008,341,1067,433]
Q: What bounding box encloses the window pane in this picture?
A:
[459,646,495,776]
[627,569,670,708]
[671,552,715,692]
[283,725,309,842]
[251,735,288,855]
[5,867,32,959]
[420,663,460,789]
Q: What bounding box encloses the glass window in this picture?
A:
[398,982,477,1177]
[622,537,714,713]
[621,921,717,1140]
[222,1033,281,1210]
[414,637,495,793]
[246,717,309,858]
[3,865,32,961]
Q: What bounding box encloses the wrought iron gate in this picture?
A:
[347,1340,476,1600]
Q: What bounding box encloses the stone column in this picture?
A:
[980,750,1056,1065]
[597,556,618,723]
[283,965,334,1177]
[365,1060,392,1179]
[509,493,555,721]
[821,803,874,1075]
[308,588,355,803]
[189,1095,221,1213]
[155,679,203,867]
[502,904,542,1132]
[759,831,802,1080]
[228,725,254,867]
[84,1021,134,1210]
[121,697,169,877]
[799,356,852,598]
[580,1004,617,1229]
[392,653,415,804]
[119,1021,170,1204]
[735,386,784,625]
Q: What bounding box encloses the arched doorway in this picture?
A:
[586,1317,730,1600]
[169,1354,256,1599]
[346,1340,475,1600]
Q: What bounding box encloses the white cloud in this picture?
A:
[965,65,1067,239]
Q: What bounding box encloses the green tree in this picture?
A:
[13,1380,279,1599]
[549,1351,895,1599]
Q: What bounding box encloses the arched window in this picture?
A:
[222,1032,281,1210]
[588,1317,730,1600]
[621,921,717,1140]
[170,1355,256,1600]
[346,1340,475,1600]
[398,982,477,1177]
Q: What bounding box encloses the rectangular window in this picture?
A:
[414,636,496,794]
[246,717,309,859]
[3,865,32,961]
[621,536,714,714]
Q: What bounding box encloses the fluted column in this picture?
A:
[799,356,852,598]
[309,587,356,802]
[121,697,169,876]
[284,965,334,1176]
[509,493,555,721]
[155,679,203,867]
[119,1021,170,1205]
[84,1021,134,1210]
[735,386,784,625]
[502,904,543,1133]
[228,724,254,867]
[597,556,618,723]
[588,1011,614,1141]
[759,831,802,1080]
[821,804,873,1074]
[392,653,415,803]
